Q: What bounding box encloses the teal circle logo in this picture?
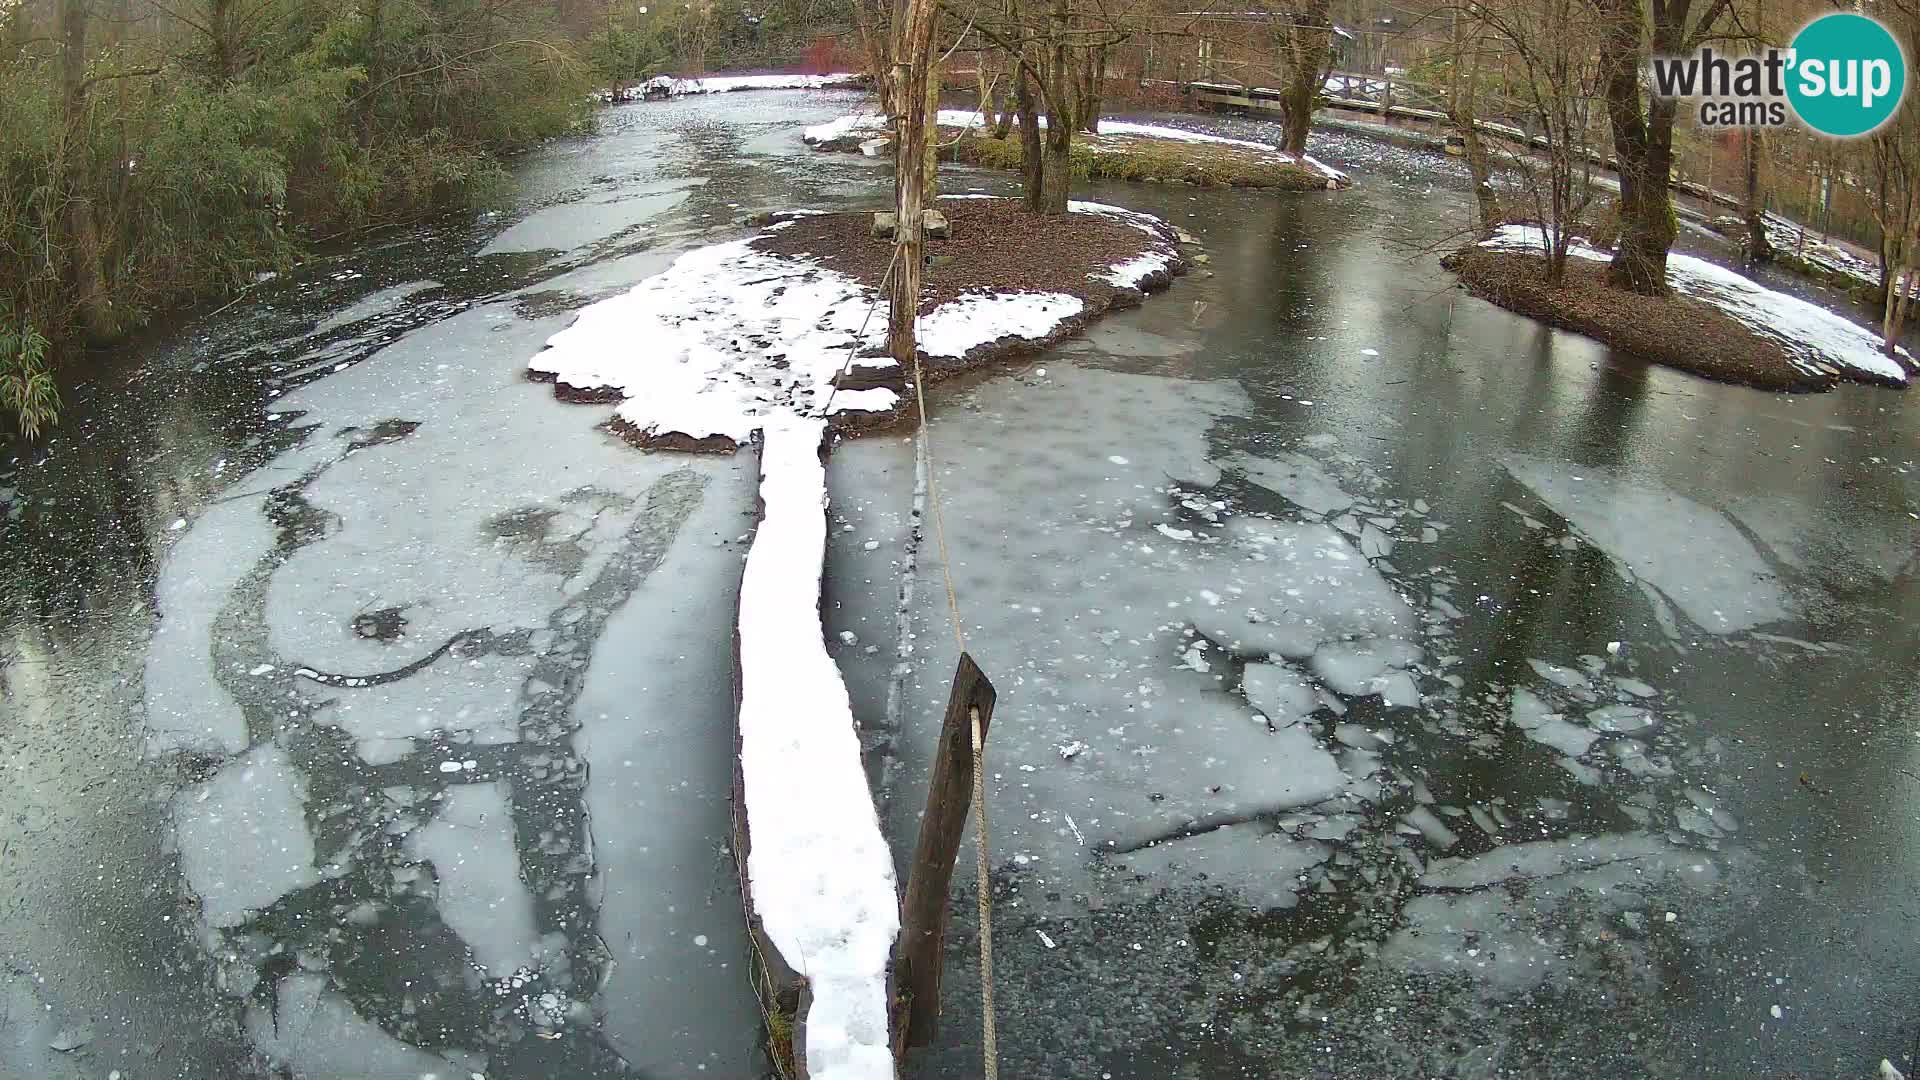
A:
[1787,13,1906,137]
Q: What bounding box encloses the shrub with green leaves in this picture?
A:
[0,314,57,440]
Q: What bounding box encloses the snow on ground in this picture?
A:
[919,292,1085,356]
[532,236,895,445]
[737,417,897,1080]
[1482,224,1911,385]
[673,72,863,95]
[1757,212,1916,297]
[533,204,1178,445]
[802,110,1348,181]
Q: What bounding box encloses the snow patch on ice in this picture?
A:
[175,743,318,927]
[1503,454,1791,634]
[407,781,539,976]
[1111,823,1329,910]
[1229,451,1356,517]
[1193,521,1416,659]
[1383,834,1720,991]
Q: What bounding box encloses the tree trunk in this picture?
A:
[1596,0,1672,294]
[886,0,938,367]
[1282,0,1331,155]
[1075,45,1105,132]
[359,0,384,145]
[1883,211,1908,354]
[1743,130,1769,263]
[1040,123,1071,213]
[1015,62,1042,211]
[59,0,110,340]
[1448,17,1500,230]
[976,65,997,136]
[1037,0,1073,213]
[856,0,897,116]
[923,54,940,200]
[208,0,238,80]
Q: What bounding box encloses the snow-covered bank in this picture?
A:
[801,110,1348,185]
[530,235,896,447]
[598,71,864,104]
[737,417,897,1080]
[530,199,1187,447]
[1481,225,1911,386]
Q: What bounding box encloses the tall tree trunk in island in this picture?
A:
[1282,0,1331,155]
[1015,61,1043,210]
[1448,17,1500,229]
[1040,120,1072,212]
[886,0,938,367]
[1037,0,1073,214]
[59,0,110,339]
[1596,0,1673,294]
[1743,130,1770,262]
[1076,45,1105,131]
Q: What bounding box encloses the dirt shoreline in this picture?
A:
[528,197,1190,449]
[1443,247,1847,392]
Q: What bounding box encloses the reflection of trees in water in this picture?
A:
[190,435,702,1076]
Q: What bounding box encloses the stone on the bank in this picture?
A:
[870,212,896,239]
[922,209,951,239]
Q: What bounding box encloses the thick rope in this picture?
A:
[903,268,995,1077]
[970,705,997,1080]
[819,243,905,420]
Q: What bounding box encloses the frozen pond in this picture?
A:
[2,88,1918,1080]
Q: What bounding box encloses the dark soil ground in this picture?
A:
[753,198,1187,424]
[753,197,1175,315]
[1444,248,1834,392]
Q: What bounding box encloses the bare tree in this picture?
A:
[1280,0,1331,154]
[1589,0,1738,294]
[1446,6,1502,229]
[1453,0,1604,281]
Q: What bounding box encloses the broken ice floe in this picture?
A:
[1504,454,1792,635]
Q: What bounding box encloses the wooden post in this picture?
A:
[893,652,996,1050]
